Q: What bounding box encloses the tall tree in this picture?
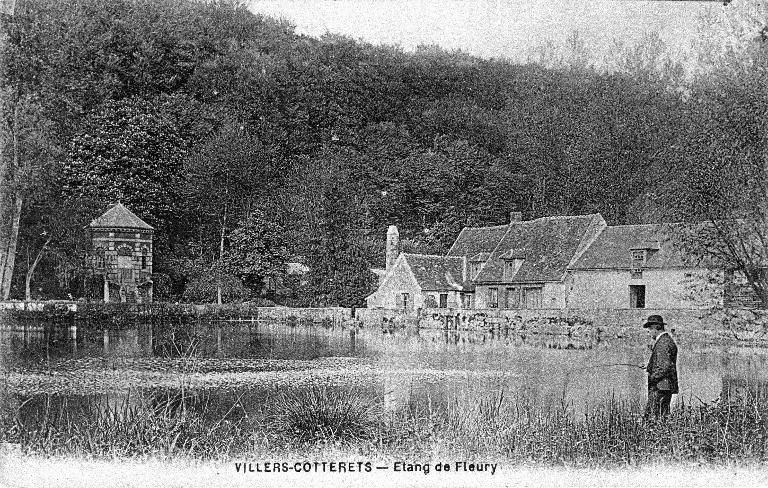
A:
[183,121,274,303]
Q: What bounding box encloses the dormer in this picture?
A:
[499,248,527,281]
[468,252,490,280]
[629,241,659,278]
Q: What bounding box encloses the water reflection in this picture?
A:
[3,320,768,425]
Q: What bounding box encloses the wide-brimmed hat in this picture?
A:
[642,314,665,329]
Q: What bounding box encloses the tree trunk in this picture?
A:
[217,202,227,305]
[2,192,22,299]
[25,236,51,301]
[0,83,22,300]
[0,87,19,300]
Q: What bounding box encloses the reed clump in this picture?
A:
[266,385,381,445]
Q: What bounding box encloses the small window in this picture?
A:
[460,293,473,309]
[402,293,410,312]
[93,249,105,269]
[630,285,646,308]
[522,286,542,309]
[488,287,498,308]
[439,293,448,308]
[505,287,520,309]
[631,250,646,267]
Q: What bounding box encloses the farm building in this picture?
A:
[366,212,760,313]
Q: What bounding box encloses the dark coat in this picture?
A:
[647,332,678,393]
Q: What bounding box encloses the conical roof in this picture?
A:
[89,203,154,231]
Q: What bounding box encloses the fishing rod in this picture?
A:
[560,362,647,399]
[589,362,646,371]
[567,362,646,373]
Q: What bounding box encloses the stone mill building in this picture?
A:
[89,203,154,303]
[367,211,762,314]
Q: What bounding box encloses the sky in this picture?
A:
[248,0,729,66]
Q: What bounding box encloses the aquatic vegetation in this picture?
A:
[427,389,768,465]
[3,387,768,466]
[1,391,252,458]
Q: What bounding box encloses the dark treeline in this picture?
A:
[0,0,765,306]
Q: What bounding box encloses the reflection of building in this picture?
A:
[89,203,154,303]
[383,373,413,413]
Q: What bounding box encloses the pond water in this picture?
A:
[2,320,768,424]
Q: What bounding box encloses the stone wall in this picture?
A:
[360,306,730,342]
[0,301,353,323]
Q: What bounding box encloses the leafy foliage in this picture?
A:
[63,95,190,228]
[0,0,765,304]
[224,211,289,297]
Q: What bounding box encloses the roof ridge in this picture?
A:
[606,223,665,229]
[461,224,509,230]
[403,252,457,258]
[526,213,599,222]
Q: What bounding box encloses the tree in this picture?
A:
[183,121,274,303]
[224,211,289,298]
[63,95,191,224]
[304,181,376,307]
[181,258,249,304]
[660,14,768,308]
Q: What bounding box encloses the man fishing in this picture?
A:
[643,314,679,418]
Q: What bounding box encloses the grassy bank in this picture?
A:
[2,385,768,466]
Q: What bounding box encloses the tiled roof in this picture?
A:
[570,224,687,270]
[475,214,603,283]
[89,203,154,231]
[404,253,466,291]
[447,225,507,258]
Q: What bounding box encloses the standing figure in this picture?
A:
[643,314,678,418]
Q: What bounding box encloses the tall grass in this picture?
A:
[428,389,768,465]
[3,386,768,465]
[3,391,255,458]
[266,385,381,445]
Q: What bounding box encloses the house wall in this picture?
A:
[421,290,462,309]
[366,257,424,311]
[565,268,713,309]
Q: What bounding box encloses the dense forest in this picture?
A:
[0,0,766,306]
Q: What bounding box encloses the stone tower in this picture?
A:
[89,203,154,303]
[385,225,400,271]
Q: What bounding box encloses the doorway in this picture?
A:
[630,285,646,308]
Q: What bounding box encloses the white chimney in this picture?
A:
[386,225,400,271]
